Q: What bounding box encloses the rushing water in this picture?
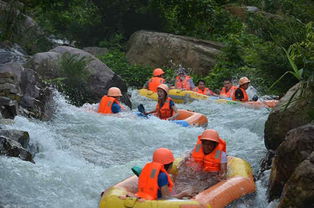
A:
[0,89,278,208]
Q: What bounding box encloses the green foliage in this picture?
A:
[98,50,176,88]
[48,53,92,106]
[98,50,152,88]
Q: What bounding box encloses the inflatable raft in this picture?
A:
[174,109,208,127]
[139,89,278,108]
[137,109,208,128]
[99,156,256,208]
[138,89,208,104]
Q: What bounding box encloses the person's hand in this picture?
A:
[217,172,226,181]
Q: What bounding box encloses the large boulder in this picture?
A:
[126,30,223,75]
[264,81,314,150]
[0,129,29,148]
[0,63,54,120]
[268,124,314,201]
[82,47,108,57]
[0,136,33,163]
[26,46,131,107]
[278,152,314,208]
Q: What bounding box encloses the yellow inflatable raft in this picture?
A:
[138,89,208,104]
[139,89,278,108]
[98,156,256,208]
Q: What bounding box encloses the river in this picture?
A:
[0,89,278,208]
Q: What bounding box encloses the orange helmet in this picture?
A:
[153,148,174,164]
[239,77,250,85]
[200,129,219,143]
[157,84,169,94]
[153,68,165,76]
[107,87,122,97]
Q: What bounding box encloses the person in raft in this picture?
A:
[193,80,217,96]
[174,67,195,91]
[219,78,237,98]
[144,84,179,120]
[136,148,190,200]
[143,68,166,92]
[98,87,123,114]
[174,129,227,196]
[232,77,251,102]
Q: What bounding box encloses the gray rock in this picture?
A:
[27,46,131,107]
[268,124,314,201]
[126,30,223,75]
[0,129,29,148]
[0,63,54,120]
[0,136,34,163]
[278,152,314,208]
[83,47,108,57]
[264,81,314,150]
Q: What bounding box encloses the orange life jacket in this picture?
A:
[232,87,249,102]
[220,86,237,98]
[175,76,192,90]
[155,97,174,120]
[148,77,166,92]
[136,162,174,200]
[191,136,226,172]
[97,96,121,114]
[193,87,213,95]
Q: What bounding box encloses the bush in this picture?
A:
[47,52,92,106]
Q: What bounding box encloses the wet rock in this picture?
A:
[268,124,314,201]
[264,81,314,150]
[257,150,275,179]
[0,63,54,120]
[0,129,29,148]
[0,136,34,163]
[26,46,131,108]
[126,30,223,75]
[278,152,314,208]
[83,47,108,57]
[0,43,28,64]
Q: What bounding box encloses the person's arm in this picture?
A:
[218,151,227,180]
[145,109,156,115]
[189,79,195,90]
[143,80,149,89]
[167,102,179,120]
[111,103,121,113]
[233,88,244,101]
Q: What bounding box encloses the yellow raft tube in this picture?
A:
[138,89,208,104]
[139,89,278,108]
[98,156,256,208]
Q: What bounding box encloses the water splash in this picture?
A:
[1,89,274,208]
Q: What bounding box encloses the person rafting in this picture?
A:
[143,68,166,92]
[219,78,237,98]
[174,67,195,91]
[144,84,179,120]
[98,87,123,114]
[232,77,251,102]
[174,129,227,196]
[193,80,216,96]
[136,148,191,200]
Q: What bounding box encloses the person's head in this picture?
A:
[177,66,187,79]
[107,87,122,100]
[200,129,219,155]
[223,78,232,90]
[153,68,165,77]
[197,80,206,90]
[157,84,169,100]
[239,77,250,90]
[153,148,174,171]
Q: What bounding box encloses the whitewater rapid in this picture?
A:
[0,90,278,208]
